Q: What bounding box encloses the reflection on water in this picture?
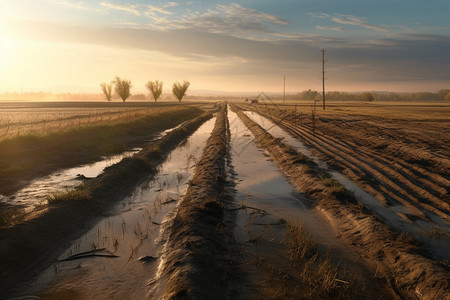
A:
[0,122,186,214]
[1,149,140,213]
[244,111,450,260]
[22,118,216,299]
[229,109,353,252]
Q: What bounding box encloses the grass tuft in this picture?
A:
[46,189,92,205]
[281,221,353,298]
[282,221,318,263]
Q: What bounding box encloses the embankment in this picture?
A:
[0,111,213,297]
[156,104,239,299]
[232,105,449,300]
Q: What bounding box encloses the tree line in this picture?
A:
[100,77,190,102]
[284,89,450,101]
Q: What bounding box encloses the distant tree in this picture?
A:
[445,92,450,101]
[172,81,190,102]
[300,89,319,100]
[114,76,132,102]
[437,89,450,100]
[361,92,375,102]
[145,80,163,102]
[100,82,113,102]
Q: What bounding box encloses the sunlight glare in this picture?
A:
[0,18,13,68]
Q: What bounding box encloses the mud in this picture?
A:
[0,112,213,297]
[244,110,450,260]
[233,105,449,300]
[1,101,448,299]
[18,117,217,299]
[228,108,395,299]
[153,104,240,299]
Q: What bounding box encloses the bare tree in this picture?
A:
[114,76,132,102]
[172,81,190,102]
[361,92,375,102]
[145,80,163,102]
[100,82,113,102]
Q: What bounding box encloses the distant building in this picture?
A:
[251,99,258,104]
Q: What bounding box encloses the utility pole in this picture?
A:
[283,75,286,104]
[321,48,326,110]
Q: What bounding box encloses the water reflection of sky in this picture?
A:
[25,117,217,299]
[0,121,188,211]
[244,110,450,260]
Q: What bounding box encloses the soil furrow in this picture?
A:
[156,104,240,299]
[233,105,449,300]
[286,124,450,220]
[0,111,213,297]
[251,107,450,221]
[258,113,432,218]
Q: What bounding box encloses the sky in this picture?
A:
[0,0,449,94]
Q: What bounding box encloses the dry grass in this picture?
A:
[0,105,203,195]
[0,104,192,141]
[282,221,318,263]
[281,221,353,298]
[45,189,92,205]
[246,100,450,120]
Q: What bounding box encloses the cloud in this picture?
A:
[316,25,344,32]
[45,0,90,10]
[100,1,141,16]
[147,3,290,36]
[331,14,389,32]
[309,12,389,33]
[6,19,450,85]
[308,12,330,20]
[145,2,178,17]
[100,1,178,22]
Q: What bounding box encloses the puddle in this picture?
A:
[0,122,186,214]
[20,117,216,299]
[244,111,450,260]
[0,149,140,213]
[228,109,365,263]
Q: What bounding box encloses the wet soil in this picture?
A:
[234,104,449,300]
[0,106,203,196]
[1,101,448,299]
[154,104,239,299]
[20,117,217,299]
[244,111,450,261]
[228,108,396,299]
[246,103,449,227]
[0,112,212,297]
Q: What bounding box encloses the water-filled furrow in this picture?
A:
[21,117,216,299]
[0,122,185,214]
[244,111,450,260]
[228,108,367,268]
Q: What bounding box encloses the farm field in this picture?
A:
[241,100,449,242]
[0,101,206,196]
[0,101,448,299]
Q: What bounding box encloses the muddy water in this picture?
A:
[21,117,216,299]
[0,124,184,215]
[244,111,450,260]
[228,109,370,269]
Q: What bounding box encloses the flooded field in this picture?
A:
[244,110,450,260]
[1,102,448,299]
[0,122,187,225]
[20,118,216,298]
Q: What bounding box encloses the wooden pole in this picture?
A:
[322,49,326,110]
